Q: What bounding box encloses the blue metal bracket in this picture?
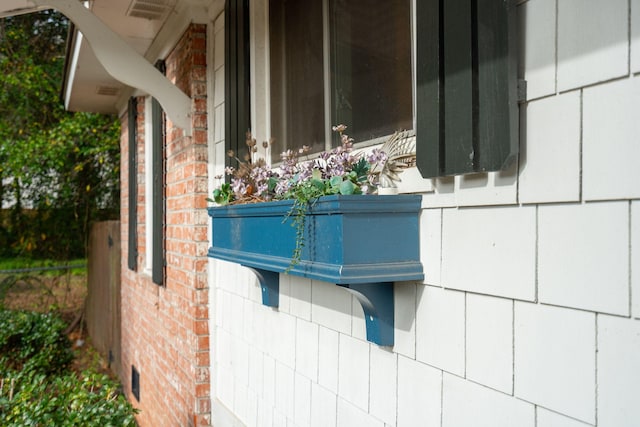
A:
[340,282,394,347]
[247,267,279,307]
[247,267,394,346]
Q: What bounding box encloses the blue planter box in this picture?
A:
[207,194,424,345]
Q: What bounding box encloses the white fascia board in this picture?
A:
[31,0,193,135]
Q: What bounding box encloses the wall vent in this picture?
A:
[126,0,173,20]
[96,86,119,96]
[131,365,140,401]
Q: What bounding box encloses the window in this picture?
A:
[268,0,413,162]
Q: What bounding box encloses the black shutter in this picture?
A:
[152,60,166,286]
[151,96,164,285]
[127,97,138,271]
[416,0,519,178]
[225,0,251,169]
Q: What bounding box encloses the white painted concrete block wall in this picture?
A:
[209,0,640,425]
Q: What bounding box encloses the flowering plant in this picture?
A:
[210,125,392,269]
[211,125,388,206]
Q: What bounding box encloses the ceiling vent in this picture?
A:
[96,86,120,96]
[126,0,173,20]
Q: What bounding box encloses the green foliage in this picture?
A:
[0,309,138,426]
[0,310,72,374]
[0,11,121,260]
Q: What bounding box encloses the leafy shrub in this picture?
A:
[0,309,138,426]
[0,309,73,374]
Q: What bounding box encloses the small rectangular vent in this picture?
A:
[96,86,119,96]
[126,0,173,20]
[131,365,140,402]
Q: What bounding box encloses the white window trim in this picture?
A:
[144,96,154,275]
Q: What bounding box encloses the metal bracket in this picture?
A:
[248,267,395,346]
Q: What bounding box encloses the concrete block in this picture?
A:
[318,327,339,393]
[633,202,640,319]
[441,206,536,301]
[519,93,581,204]
[557,0,628,91]
[369,347,397,425]
[311,383,337,427]
[420,208,442,286]
[337,399,384,427]
[466,294,513,394]
[633,0,640,73]
[538,202,629,316]
[520,0,556,99]
[514,303,595,424]
[337,335,370,411]
[597,315,640,427]
[311,279,352,335]
[294,374,311,427]
[537,408,593,427]
[442,374,534,427]
[583,77,640,200]
[394,283,417,359]
[295,319,319,381]
[416,286,465,375]
[397,356,442,427]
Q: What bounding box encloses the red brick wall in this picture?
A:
[119,24,210,427]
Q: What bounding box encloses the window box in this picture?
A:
[207,194,423,346]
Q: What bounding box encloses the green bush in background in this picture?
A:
[0,309,138,426]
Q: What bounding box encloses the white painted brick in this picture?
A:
[289,275,312,321]
[420,208,442,286]
[394,283,417,359]
[274,362,295,420]
[397,356,442,427]
[230,293,245,337]
[416,286,465,375]
[369,348,397,425]
[583,77,640,200]
[311,383,337,427]
[538,202,629,316]
[311,280,352,335]
[294,374,312,427]
[337,335,370,411]
[597,315,640,427]
[520,0,556,99]
[519,93,581,204]
[295,319,319,381]
[441,206,536,301]
[633,202,640,319]
[318,327,339,393]
[537,407,593,427]
[557,0,628,91]
[336,399,384,427]
[247,390,259,427]
[217,367,235,413]
[466,294,513,394]
[442,374,534,427]
[633,0,640,73]
[514,303,595,424]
